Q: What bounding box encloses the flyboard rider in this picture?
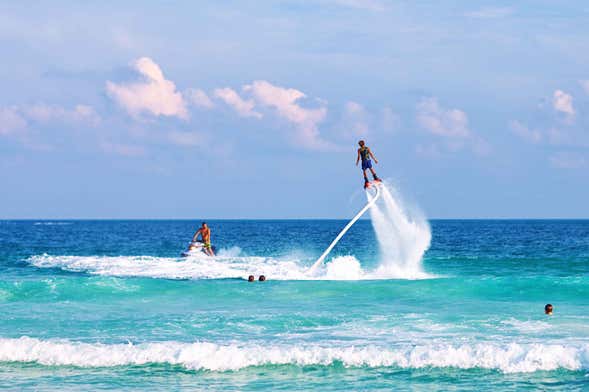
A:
[356,140,381,189]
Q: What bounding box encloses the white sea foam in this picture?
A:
[216,246,243,258]
[324,255,364,280]
[502,319,553,333]
[0,337,587,373]
[27,253,372,281]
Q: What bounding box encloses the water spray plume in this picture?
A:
[368,181,431,279]
[308,180,431,279]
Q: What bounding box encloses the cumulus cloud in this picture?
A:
[213,80,332,149]
[549,152,586,169]
[185,88,214,109]
[244,80,330,149]
[416,98,490,156]
[23,104,100,126]
[510,120,542,143]
[0,104,99,139]
[106,57,187,119]
[0,107,27,135]
[416,98,470,138]
[213,87,261,118]
[553,89,575,119]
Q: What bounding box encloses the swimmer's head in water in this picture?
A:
[248,275,255,282]
[545,304,553,315]
[259,275,266,282]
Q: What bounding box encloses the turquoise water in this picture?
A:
[1,219,588,391]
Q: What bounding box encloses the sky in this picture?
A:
[1,0,588,219]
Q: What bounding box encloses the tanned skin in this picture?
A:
[192,222,215,256]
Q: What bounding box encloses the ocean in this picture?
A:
[1,188,588,390]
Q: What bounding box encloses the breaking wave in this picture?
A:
[1,337,587,373]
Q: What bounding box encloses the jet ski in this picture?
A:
[181,241,217,257]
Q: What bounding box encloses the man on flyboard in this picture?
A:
[356,140,381,189]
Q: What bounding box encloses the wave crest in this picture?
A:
[1,337,587,373]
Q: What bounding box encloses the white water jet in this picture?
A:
[368,181,431,279]
[307,186,381,275]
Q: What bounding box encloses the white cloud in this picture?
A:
[244,80,330,149]
[549,152,586,169]
[213,87,261,118]
[465,7,514,18]
[0,104,99,139]
[23,104,100,126]
[106,57,187,119]
[580,80,589,95]
[510,120,542,143]
[553,89,575,118]
[168,131,205,147]
[186,88,214,109]
[0,107,27,135]
[416,98,470,138]
[416,98,490,156]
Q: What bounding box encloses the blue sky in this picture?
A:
[1,1,588,219]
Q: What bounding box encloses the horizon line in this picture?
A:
[2,217,589,221]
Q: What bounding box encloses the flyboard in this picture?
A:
[181,241,216,257]
[307,181,382,275]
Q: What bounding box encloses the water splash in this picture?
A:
[368,181,431,279]
[26,253,369,281]
[1,336,587,373]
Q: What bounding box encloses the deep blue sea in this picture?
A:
[1,217,588,390]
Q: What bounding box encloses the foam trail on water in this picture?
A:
[368,181,431,279]
[26,254,369,281]
[1,337,588,373]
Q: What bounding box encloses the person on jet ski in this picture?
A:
[191,222,215,256]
